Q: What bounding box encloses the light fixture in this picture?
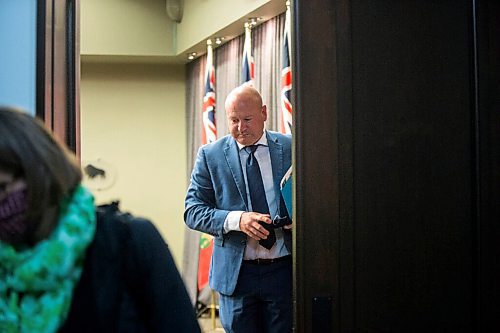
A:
[246,17,262,27]
[215,37,224,45]
[187,52,197,60]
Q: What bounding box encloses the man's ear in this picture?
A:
[262,105,268,120]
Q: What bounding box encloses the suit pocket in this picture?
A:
[214,232,246,251]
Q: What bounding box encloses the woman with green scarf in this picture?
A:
[0,106,201,333]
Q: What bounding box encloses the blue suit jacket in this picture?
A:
[184,131,292,295]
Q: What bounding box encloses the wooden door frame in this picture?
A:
[36,0,80,156]
[292,0,349,331]
[292,0,499,331]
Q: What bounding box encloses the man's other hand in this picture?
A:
[239,212,272,240]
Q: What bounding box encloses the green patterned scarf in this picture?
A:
[0,185,96,333]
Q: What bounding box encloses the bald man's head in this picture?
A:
[225,85,267,146]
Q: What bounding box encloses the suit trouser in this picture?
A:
[218,257,293,333]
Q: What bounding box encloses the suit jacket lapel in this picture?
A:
[224,138,249,209]
[267,131,284,202]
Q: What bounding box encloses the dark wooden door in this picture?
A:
[293,0,499,332]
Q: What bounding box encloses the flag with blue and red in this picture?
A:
[242,23,255,85]
[280,5,293,135]
[202,42,217,145]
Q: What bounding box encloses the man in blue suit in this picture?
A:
[184,85,292,333]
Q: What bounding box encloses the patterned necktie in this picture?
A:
[245,145,276,250]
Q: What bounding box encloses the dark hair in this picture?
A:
[0,106,82,221]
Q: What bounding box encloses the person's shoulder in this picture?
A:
[96,202,166,252]
[96,203,157,240]
[89,202,130,259]
[200,134,234,152]
[125,215,163,244]
[266,130,292,144]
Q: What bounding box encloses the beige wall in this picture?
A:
[80,0,281,59]
[80,62,186,267]
[81,0,175,56]
[176,0,271,53]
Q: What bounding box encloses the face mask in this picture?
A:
[0,188,29,243]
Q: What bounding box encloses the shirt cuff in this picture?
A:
[223,211,244,233]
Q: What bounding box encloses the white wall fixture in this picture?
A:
[166,0,184,23]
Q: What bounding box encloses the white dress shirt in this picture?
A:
[223,132,290,260]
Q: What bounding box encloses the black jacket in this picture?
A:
[59,203,201,333]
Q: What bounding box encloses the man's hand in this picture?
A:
[239,212,272,240]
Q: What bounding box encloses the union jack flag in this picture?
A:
[202,41,217,144]
[242,23,255,85]
[280,5,293,135]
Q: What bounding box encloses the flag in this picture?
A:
[198,40,216,292]
[197,233,213,291]
[242,22,255,85]
[202,40,217,144]
[280,4,293,135]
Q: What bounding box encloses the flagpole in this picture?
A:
[198,38,219,329]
